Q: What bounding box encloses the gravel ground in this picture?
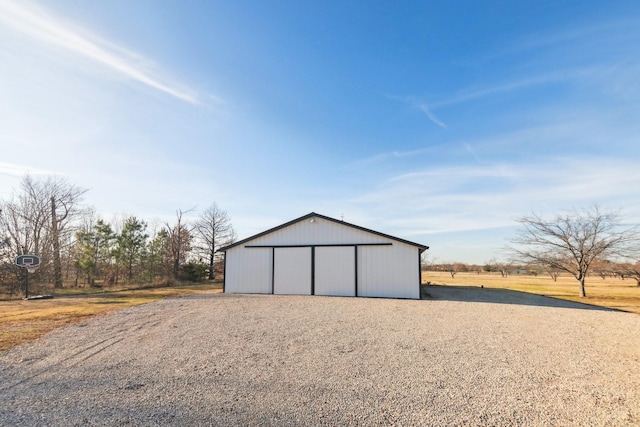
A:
[1,287,639,426]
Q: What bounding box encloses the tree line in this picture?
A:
[0,176,235,296]
[429,259,640,285]
[4,177,639,299]
[427,205,640,297]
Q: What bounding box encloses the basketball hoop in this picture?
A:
[15,254,41,272]
[15,255,40,272]
[15,254,41,300]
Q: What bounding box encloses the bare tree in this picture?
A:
[485,258,512,277]
[166,209,194,280]
[1,177,51,258]
[545,267,562,282]
[440,262,465,279]
[0,223,21,295]
[618,261,640,286]
[591,259,616,280]
[193,203,235,280]
[0,176,86,289]
[509,206,639,297]
[49,179,87,288]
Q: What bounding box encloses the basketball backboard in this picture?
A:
[15,255,41,268]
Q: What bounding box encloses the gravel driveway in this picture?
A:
[1,287,639,426]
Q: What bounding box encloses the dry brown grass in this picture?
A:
[423,270,640,314]
[0,283,222,353]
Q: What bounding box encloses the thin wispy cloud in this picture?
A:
[389,68,593,130]
[494,19,640,60]
[430,68,601,109]
[387,95,448,128]
[347,146,435,168]
[385,165,514,184]
[0,0,203,105]
[432,21,640,111]
[351,157,640,235]
[417,104,447,129]
[0,162,63,177]
[464,143,482,164]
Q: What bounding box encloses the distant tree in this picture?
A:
[74,219,115,285]
[545,266,562,282]
[49,179,87,288]
[591,259,615,280]
[166,209,194,280]
[114,217,148,282]
[486,258,512,277]
[509,206,639,297]
[467,264,483,275]
[0,176,86,289]
[421,254,436,271]
[193,203,235,280]
[618,261,640,286]
[144,228,171,282]
[179,262,208,282]
[442,262,465,279]
[525,265,541,277]
[0,230,21,295]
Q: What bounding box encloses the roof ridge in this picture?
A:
[217,212,428,252]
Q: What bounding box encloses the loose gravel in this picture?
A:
[1,287,639,426]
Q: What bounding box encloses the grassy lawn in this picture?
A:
[0,282,222,353]
[423,270,640,314]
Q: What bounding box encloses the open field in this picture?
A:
[0,283,222,353]
[423,270,640,314]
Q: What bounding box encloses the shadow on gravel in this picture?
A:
[178,289,618,313]
[422,285,618,312]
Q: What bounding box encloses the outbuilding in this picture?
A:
[218,212,428,299]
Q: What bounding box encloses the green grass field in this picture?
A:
[423,270,640,314]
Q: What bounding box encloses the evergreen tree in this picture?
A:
[75,219,115,285]
[115,217,148,282]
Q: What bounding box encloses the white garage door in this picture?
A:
[273,247,312,295]
[315,246,355,296]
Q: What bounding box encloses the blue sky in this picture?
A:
[1,0,639,264]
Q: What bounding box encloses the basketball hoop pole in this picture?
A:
[24,266,29,299]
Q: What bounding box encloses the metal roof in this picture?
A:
[218,212,429,252]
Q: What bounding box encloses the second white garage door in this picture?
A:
[273,247,312,295]
[314,246,356,297]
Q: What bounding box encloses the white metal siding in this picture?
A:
[223,214,423,299]
[249,217,389,246]
[315,246,355,297]
[358,244,419,299]
[274,247,312,295]
[225,247,271,294]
